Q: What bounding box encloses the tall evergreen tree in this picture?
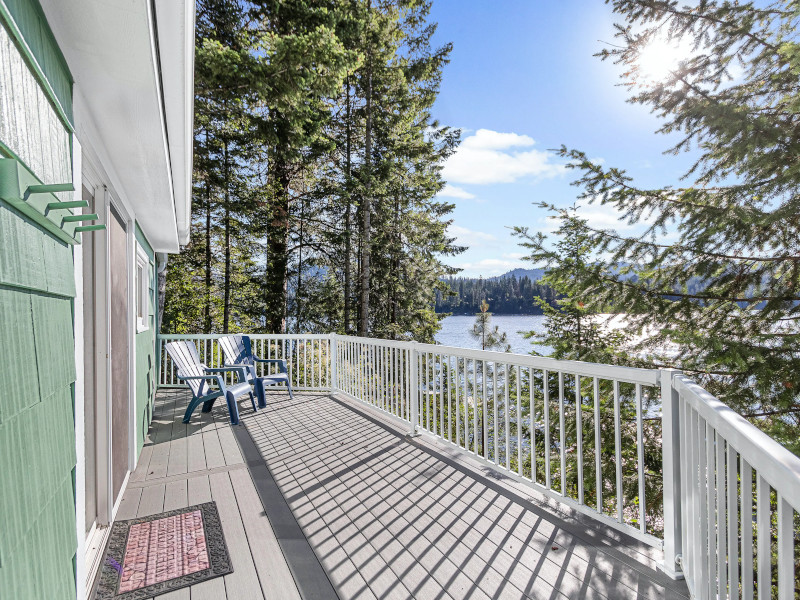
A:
[248,0,354,333]
[525,0,800,452]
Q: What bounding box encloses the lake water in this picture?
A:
[435,315,551,356]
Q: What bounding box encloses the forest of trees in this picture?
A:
[435,275,557,315]
[162,0,462,343]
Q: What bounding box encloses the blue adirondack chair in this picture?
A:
[219,335,293,408]
[165,340,256,425]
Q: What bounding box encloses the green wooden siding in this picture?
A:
[135,224,156,454]
[0,22,72,199]
[0,3,76,596]
[0,203,77,600]
[0,0,73,127]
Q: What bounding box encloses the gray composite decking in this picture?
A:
[114,388,690,600]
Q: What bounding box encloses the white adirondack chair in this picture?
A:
[165,340,256,425]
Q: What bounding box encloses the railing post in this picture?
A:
[408,342,420,437]
[660,368,684,579]
[329,333,338,393]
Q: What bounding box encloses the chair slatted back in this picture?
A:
[219,335,256,383]
[166,340,211,397]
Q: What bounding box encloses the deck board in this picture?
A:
[110,391,302,600]
[108,388,689,600]
[242,392,690,600]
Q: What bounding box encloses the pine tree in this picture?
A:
[514,207,627,362]
[471,301,510,352]
[538,1,800,452]
[165,0,265,334]
[247,0,354,333]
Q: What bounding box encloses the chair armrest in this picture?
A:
[205,365,249,383]
[177,374,225,392]
[253,357,288,373]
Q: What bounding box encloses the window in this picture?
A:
[136,244,151,332]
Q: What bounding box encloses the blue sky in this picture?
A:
[428,1,697,277]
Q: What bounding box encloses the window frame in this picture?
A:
[135,243,151,333]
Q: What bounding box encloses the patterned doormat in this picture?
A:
[92,502,232,599]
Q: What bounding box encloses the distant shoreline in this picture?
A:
[437,312,545,317]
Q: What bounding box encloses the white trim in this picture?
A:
[72,136,87,600]
[83,523,110,596]
[135,243,151,333]
[127,211,137,476]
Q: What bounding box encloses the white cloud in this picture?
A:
[460,129,535,150]
[454,257,528,278]
[438,185,476,200]
[448,224,496,245]
[444,128,564,185]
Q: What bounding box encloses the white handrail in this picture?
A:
[416,341,660,386]
[673,374,800,599]
[676,376,800,511]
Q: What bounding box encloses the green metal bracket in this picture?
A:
[74,224,106,233]
[24,182,74,200]
[62,213,99,224]
[45,200,89,213]
[0,158,87,244]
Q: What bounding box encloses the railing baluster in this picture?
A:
[559,372,566,496]
[505,363,510,470]
[439,353,444,438]
[482,359,488,460]
[716,437,727,597]
[530,367,535,484]
[636,383,645,533]
[594,376,601,514]
[742,457,754,600]
[756,475,770,600]
[679,394,691,585]
[516,365,522,477]
[614,380,622,523]
[698,416,710,600]
[577,374,584,505]
[544,369,551,490]
[706,424,716,599]
[776,495,793,600]
[447,355,452,442]
[493,361,499,465]
[727,443,739,598]
[471,359,476,454]
[455,357,461,448]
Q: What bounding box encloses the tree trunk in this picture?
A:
[204,171,212,333]
[390,194,400,337]
[265,155,290,333]
[296,187,305,331]
[359,5,373,336]
[223,140,231,334]
[344,75,353,334]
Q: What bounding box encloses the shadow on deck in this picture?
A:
[118,389,690,600]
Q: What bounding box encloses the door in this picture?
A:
[108,205,130,501]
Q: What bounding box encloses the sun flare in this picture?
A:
[636,35,694,83]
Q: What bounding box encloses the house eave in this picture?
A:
[38,0,194,253]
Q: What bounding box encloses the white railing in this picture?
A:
[334,335,665,549]
[158,334,332,391]
[156,333,800,595]
[668,375,800,600]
